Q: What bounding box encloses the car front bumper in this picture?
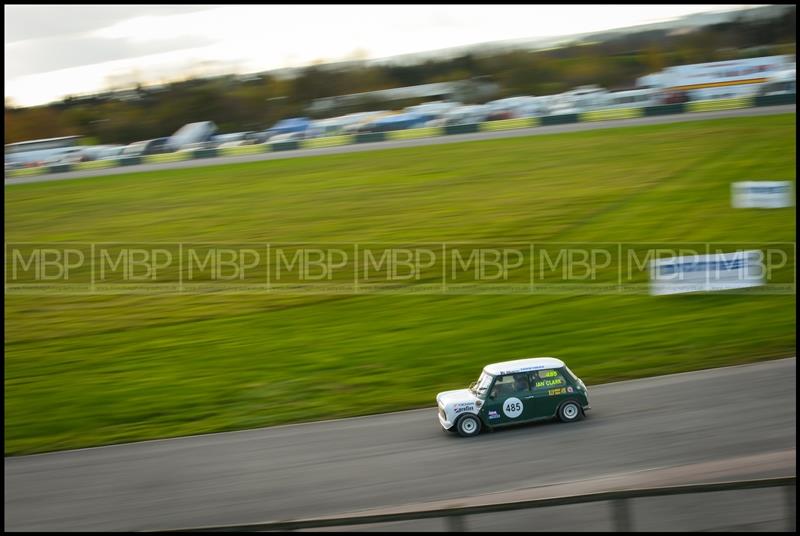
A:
[438,407,454,430]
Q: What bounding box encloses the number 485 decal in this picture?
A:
[503,397,523,418]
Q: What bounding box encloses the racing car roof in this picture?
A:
[484,357,566,376]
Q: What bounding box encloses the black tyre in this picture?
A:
[455,414,482,437]
[557,400,583,423]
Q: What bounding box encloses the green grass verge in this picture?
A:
[4,114,796,455]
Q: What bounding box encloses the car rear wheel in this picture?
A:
[558,401,583,423]
[456,414,482,437]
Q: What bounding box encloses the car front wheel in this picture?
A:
[558,401,583,423]
[456,414,482,437]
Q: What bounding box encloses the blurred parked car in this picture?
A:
[167,121,217,151]
[176,141,217,153]
[545,94,581,115]
[442,104,490,126]
[263,117,312,140]
[306,114,385,138]
[485,96,541,118]
[603,88,660,108]
[363,112,432,133]
[121,142,146,157]
[757,68,796,96]
[98,146,126,160]
[269,131,307,143]
[79,144,125,161]
[662,90,691,105]
[5,161,24,171]
[211,132,260,146]
[521,96,552,117]
[216,140,259,149]
[486,110,514,121]
[405,101,462,120]
[121,138,172,157]
[60,148,89,164]
[563,85,611,111]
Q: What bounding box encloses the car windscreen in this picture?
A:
[471,371,494,399]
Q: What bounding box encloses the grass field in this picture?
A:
[4,114,796,455]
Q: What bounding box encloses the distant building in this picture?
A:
[306,78,500,115]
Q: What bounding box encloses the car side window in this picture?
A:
[529,369,567,390]
[513,373,530,393]
[490,375,516,399]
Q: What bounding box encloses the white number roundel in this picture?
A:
[502,397,523,418]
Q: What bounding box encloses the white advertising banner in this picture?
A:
[732,181,794,209]
[650,250,765,296]
[662,55,792,87]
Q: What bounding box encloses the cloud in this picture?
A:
[5,34,217,78]
[4,5,215,44]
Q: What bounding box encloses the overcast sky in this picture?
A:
[5,4,762,107]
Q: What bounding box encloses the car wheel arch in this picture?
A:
[457,411,486,426]
[455,412,483,437]
[556,398,585,419]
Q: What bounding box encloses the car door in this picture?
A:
[526,368,571,419]
[482,374,531,427]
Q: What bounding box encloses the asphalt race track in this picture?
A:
[4,357,796,531]
[4,104,796,186]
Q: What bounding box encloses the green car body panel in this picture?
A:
[479,367,589,429]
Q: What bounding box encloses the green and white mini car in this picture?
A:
[436,357,590,437]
